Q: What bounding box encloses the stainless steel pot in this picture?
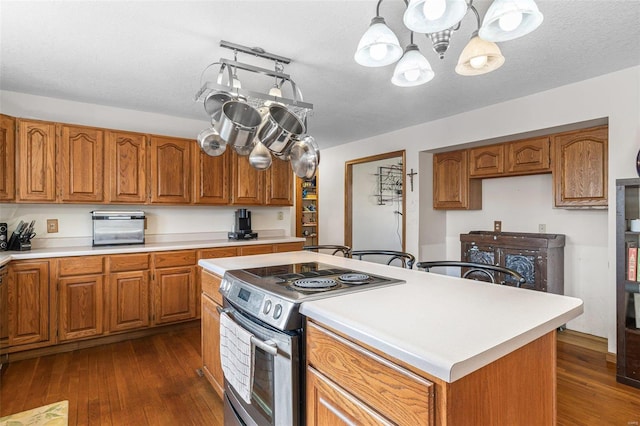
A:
[203,91,233,122]
[218,100,262,150]
[289,135,318,179]
[198,127,227,156]
[257,104,305,154]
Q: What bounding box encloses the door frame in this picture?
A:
[344,150,406,250]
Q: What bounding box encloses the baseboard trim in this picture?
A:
[557,329,608,354]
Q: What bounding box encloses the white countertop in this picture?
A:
[198,251,583,383]
[0,236,304,267]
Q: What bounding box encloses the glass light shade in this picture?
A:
[479,0,543,42]
[403,0,468,33]
[354,16,403,67]
[455,36,505,76]
[268,85,282,97]
[391,45,435,87]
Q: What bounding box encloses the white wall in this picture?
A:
[352,158,403,252]
[0,90,295,241]
[319,66,640,353]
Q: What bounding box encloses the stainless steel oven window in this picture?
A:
[222,301,301,426]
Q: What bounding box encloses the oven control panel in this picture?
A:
[220,274,300,330]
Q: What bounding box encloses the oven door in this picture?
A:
[221,301,301,426]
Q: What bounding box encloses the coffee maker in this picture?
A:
[228,209,258,240]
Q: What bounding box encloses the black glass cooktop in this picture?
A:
[243,262,351,281]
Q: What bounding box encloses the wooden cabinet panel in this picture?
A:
[237,244,273,256]
[274,242,304,253]
[109,253,150,272]
[198,247,238,261]
[59,125,104,202]
[201,294,224,398]
[16,119,57,202]
[265,156,294,205]
[553,126,608,207]
[433,150,481,210]
[306,322,434,425]
[469,144,504,177]
[0,266,8,343]
[149,136,191,204]
[201,270,223,305]
[153,250,196,268]
[231,150,264,205]
[153,266,196,324]
[106,131,147,203]
[306,366,394,426]
[108,271,149,332]
[58,275,104,341]
[506,136,550,174]
[193,147,229,204]
[58,256,105,276]
[0,115,15,201]
[7,261,50,346]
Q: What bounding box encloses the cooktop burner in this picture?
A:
[290,277,339,292]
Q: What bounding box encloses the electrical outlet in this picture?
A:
[277,211,284,220]
[47,219,58,233]
[538,224,546,233]
[494,221,502,232]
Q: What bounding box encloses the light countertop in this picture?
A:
[0,235,304,267]
[198,251,583,383]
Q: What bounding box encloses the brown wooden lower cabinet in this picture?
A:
[153,266,197,324]
[108,270,150,332]
[58,274,104,341]
[307,319,556,425]
[201,271,224,399]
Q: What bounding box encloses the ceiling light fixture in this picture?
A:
[195,41,317,177]
[355,0,543,85]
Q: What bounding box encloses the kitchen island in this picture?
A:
[199,251,583,425]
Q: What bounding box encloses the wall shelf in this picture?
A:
[296,175,318,245]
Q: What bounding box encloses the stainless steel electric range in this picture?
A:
[218,261,405,426]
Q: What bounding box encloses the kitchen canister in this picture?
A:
[630,219,640,232]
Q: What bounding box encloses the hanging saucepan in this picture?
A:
[217,100,262,155]
[257,104,305,155]
[197,127,227,156]
[289,135,319,179]
[203,90,234,123]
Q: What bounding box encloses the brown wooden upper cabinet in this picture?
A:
[59,124,104,203]
[553,126,608,208]
[16,119,57,202]
[106,131,147,203]
[505,136,551,174]
[0,115,15,201]
[469,144,504,177]
[231,149,265,205]
[266,156,294,206]
[193,144,230,205]
[433,149,482,210]
[149,135,191,204]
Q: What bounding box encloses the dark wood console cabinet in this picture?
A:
[460,231,565,294]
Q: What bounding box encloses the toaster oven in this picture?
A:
[91,211,145,246]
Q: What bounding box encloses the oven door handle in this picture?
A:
[217,306,279,356]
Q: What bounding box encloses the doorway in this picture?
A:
[345,150,406,251]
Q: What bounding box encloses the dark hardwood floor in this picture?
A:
[1,327,639,425]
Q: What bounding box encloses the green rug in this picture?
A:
[0,401,68,426]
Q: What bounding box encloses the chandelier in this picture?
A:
[195,41,319,179]
[355,0,544,86]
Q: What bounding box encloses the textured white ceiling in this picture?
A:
[1,1,639,149]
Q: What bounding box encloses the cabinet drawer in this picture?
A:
[58,256,105,276]
[274,242,304,253]
[109,253,150,272]
[153,250,196,268]
[306,321,434,425]
[238,244,273,256]
[201,270,223,305]
[198,247,238,259]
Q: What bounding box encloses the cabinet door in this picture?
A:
[193,147,230,204]
[153,266,196,324]
[433,150,481,210]
[553,126,608,207]
[58,275,104,341]
[0,115,15,201]
[238,244,273,256]
[106,131,147,203]
[149,136,191,204]
[306,366,393,426]
[505,136,550,174]
[108,271,150,332]
[469,144,504,177]
[501,248,546,291]
[201,294,224,398]
[7,261,50,346]
[231,150,264,205]
[59,125,104,202]
[0,267,8,343]
[265,156,293,205]
[16,119,57,202]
